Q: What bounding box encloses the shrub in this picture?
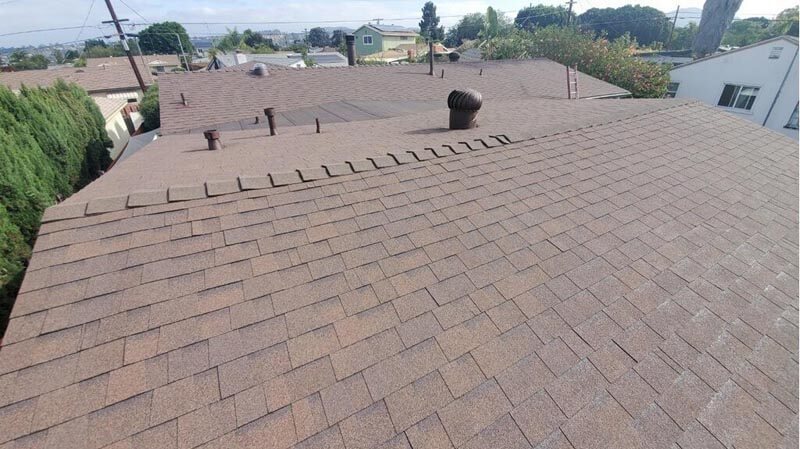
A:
[490,26,670,98]
[448,52,461,62]
[140,83,160,131]
[0,81,110,336]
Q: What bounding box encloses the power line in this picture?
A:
[75,0,97,42]
[118,0,150,24]
[0,24,107,38]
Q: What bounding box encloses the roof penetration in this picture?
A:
[1,94,797,449]
[157,59,631,134]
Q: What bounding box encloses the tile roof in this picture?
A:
[1,97,797,449]
[157,59,631,134]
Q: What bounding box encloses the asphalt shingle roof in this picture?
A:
[1,95,797,449]
[157,59,631,134]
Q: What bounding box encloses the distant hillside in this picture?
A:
[666,7,702,27]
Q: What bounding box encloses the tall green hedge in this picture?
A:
[489,26,671,98]
[0,80,111,336]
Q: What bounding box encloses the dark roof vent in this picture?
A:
[252,63,269,77]
[447,89,482,111]
[448,89,482,129]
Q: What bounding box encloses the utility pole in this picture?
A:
[103,0,147,92]
[667,6,680,49]
[174,32,189,69]
[565,0,576,25]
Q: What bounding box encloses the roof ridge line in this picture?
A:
[41,134,512,223]
[161,57,556,75]
[42,99,697,223]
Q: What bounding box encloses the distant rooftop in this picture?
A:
[159,59,631,134]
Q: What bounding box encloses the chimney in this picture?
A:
[447,89,482,130]
[233,50,246,65]
[203,130,223,151]
[345,35,356,66]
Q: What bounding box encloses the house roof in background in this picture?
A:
[359,24,420,36]
[1,96,797,449]
[0,61,155,93]
[85,54,181,68]
[158,59,631,134]
[207,52,348,71]
[670,35,799,71]
[92,96,129,120]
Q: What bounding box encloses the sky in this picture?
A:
[0,0,796,47]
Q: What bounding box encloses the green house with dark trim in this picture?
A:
[352,24,419,57]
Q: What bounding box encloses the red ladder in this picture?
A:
[566,65,579,100]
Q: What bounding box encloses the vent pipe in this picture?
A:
[264,108,277,136]
[252,63,268,76]
[203,130,222,151]
[447,89,482,130]
[345,35,356,66]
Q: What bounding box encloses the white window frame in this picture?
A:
[666,82,679,98]
[717,83,760,113]
[786,103,799,130]
[363,35,373,45]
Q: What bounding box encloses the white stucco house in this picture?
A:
[668,36,798,139]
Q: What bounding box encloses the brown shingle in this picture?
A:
[3,97,798,449]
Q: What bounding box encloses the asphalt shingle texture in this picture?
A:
[157,59,630,134]
[0,101,797,449]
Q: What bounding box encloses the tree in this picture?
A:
[138,21,193,57]
[331,30,345,48]
[515,4,572,31]
[0,80,111,335]
[242,29,266,48]
[419,1,444,42]
[489,26,670,98]
[692,0,743,57]
[770,6,799,37]
[64,49,80,61]
[215,28,243,52]
[722,17,770,46]
[579,5,670,46]
[308,27,331,47]
[139,83,160,131]
[8,51,48,70]
[670,22,699,49]
[84,38,107,52]
[444,13,484,47]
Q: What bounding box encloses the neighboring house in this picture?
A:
[206,51,347,70]
[93,97,144,160]
[86,54,182,74]
[0,63,154,156]
[353,24,419,57]
[669,35,799,139]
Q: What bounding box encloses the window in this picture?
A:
[786,103,799,129]
[666,82,680,98]
[363,35,373,45]
[769,46,783,59]
[717,84,759,111]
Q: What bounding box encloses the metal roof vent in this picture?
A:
[252,63,269,77]
[448,89,482,129]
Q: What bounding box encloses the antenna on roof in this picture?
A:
[373,18,383,25]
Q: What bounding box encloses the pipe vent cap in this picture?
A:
[447,89,482,111]
[252,63,269,77]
